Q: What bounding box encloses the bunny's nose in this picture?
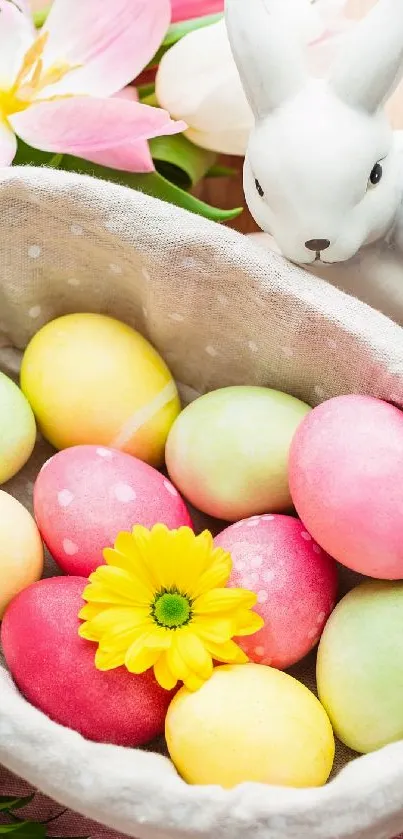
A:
[305,239,331,252]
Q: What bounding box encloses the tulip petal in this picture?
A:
[10,97,185,171]
[39,0,171,98]
[0,121,17,167]
[156,19,253,155]
[171,0,223,24]
[0,0,35,89]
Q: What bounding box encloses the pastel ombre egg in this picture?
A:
[166,386,311,521]
[34,445,192,577]
[20,313,180,467]
[289,395,403,579]
[0,491,43,618]
[215,515,337,669]
[0,372,36,484]
[166,664,335,788]
[1,577,173,745]
[317,581,403,754]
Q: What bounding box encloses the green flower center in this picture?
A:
[152,590,192,629]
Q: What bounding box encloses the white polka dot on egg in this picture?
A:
[113,483,137,503]
[58,489,74,508]
[301,531,312,541]
[28,245,41,259]
[254,646,265,657]
[251,555,264,569]
[312,543,321,554]
[63,539,79,556]
[96,448,113,458]
[258,590,269,604]
[263,569,275,583]
[261,514,275,521]
[247,519,260,527]
[317,611,326,624]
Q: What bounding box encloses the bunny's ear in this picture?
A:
[225,0,308,118]
[330,0,403,112]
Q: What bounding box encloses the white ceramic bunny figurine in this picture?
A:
[225,0,403,324]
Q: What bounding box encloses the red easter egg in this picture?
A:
[34,445,192,576]
[289,395,403,579]
[215,515,337,669]
[1,576,173,746]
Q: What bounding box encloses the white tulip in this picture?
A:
[156,19,252,155]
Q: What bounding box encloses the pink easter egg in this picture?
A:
[34,445,192,576]
[1,577,173,746]
[215,515,337,669]
[289,395,403,579]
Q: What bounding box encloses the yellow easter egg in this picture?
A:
[20,314,180,467]
[0,491,43,618]
[166,664,334,788]
[0,372,36,484]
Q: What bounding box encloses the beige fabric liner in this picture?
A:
[0,166,403,839]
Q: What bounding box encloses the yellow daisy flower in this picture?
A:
[78,524,264,692]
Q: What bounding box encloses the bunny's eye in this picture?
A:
[255,178,264,198]
[368,162,383,187]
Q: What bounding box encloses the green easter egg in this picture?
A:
[0,372,36,483]
[317,581,403,753]
[166,386,310,520]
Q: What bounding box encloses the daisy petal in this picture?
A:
[0,0,35,90]
[88,566,152,605]
[40,0,171,98]
[234,609,265,637]
[82,581,140,607]
[83,606,150,641]
[183,672,206,692]
[78,602,107,621]
[0,121,18,166]
[190,550,232,598]
[95,646,126,670]
[194,588,257,614]
[192,614,235,644]
[125,629,169,673]
[109,531,155,589]
[175,629,213,681]
[167,640,191,683]
[154,653,178,691]
[10,98,186,167]
[206,638,249,664]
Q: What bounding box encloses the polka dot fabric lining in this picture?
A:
[0,167,403,839]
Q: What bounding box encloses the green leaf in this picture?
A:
[2,825,46,839]
[149,134,216,189]
[207,163,238,178]
[60,155,242,223]
[137,83,156,101]
[13,140,55,167]
[147,13,223,68]
[0,797,35,813]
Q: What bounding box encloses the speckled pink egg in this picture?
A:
[34,445,192,576]
[289,395,403,579]
[1,577,173,745]
[215,515,338,669]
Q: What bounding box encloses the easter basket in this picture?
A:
[1,165,403,839]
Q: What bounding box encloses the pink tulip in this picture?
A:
[171,0,223,22]
[0,0,186,170]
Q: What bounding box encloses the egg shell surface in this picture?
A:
[0,491,43,618]
[0,372,36,484]
[215,515,337,669]
[289,395,403,578]
[166,386,311,520]
[166,663,335,788]
[34,445,192,576]
[317,580,403,754]
[1,576,174,745]
[20,313,180,467]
